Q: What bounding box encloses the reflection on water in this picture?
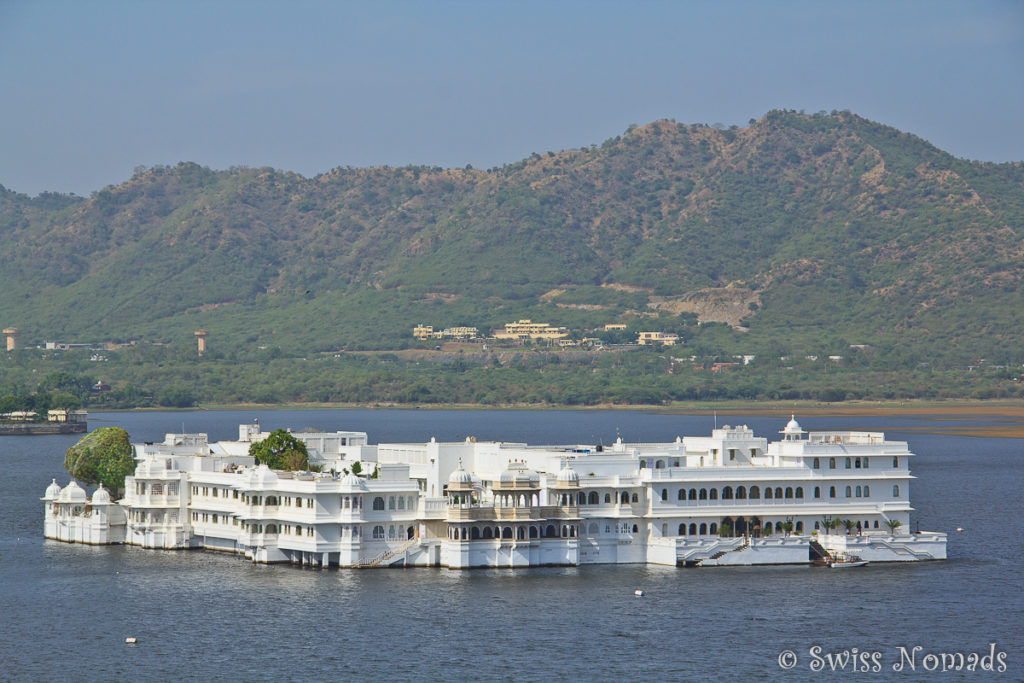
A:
[1,409,1021,680]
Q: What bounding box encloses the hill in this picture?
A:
[2,110,1023,374]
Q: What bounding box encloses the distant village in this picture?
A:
[414,319,682,348]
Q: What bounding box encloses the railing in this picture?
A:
[358,536,419,567]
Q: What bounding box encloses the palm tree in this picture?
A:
[781,521,794,537]
[829,518,842,535]
[886,519,902,536]
[820,517,833,535]
[843,519,856,535]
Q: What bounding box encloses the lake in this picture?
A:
[1,409,1020,680]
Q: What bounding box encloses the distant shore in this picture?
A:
[118,399,1024,439]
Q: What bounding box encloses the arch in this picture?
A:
[577,492,585,505]
[689,523,698,535]
[784,487,793,499]
[631,493,638,503]
[864,485,870,497]
[813,457,820,468]
[829,458,836,469]
[678,489,686,501]
[483,527,493,539]
[736,486,747,500]
[502,526,513,539]
[620,492,629,504]
[517,527,525,540]
[765,487,773,500]
[471,527,481,539]
[530,526,539,539]
[398,496,405,510]
[892,456,899,468]
[845,457,852,469]
[588,522,599,535]
[699,488,708,500]
[389,496,396,510]
[388,525,396,539]
[749,485,760,499]
[796,521,804,533]
[266,496,278,506]
[855,485,862,497]
[604,493,611,504]
[655,460,665,469]
[689,488,698,500]
[678,523,687,536]
[639,460,647,469]
[795,487,803,499]
[722,486,734,500]
[588,491,599,505]
[699,523,707,535]
[372,496,385,511]
[855,457,861,469]
[372,525,385,539]
[545,524,556,538]
[265,524,278,534]
[709,489,718,500]
[632,524,639,533]
[814,486,821,499]
[661,488,668,502]
[709,523,718,535]
[893,484,900,497]
[829,486,836,498]
[845,486,852,498]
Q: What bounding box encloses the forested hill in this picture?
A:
[2,110,1023,364]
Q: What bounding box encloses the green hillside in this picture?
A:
[1,110,1022,406]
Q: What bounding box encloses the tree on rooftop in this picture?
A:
[249,428,309,471]
[63,427,134,497]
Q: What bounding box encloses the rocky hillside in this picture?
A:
[1,110,1022,363]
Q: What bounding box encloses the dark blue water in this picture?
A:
[1,409,1021,680]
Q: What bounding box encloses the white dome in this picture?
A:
[340,472,367,490]
[556,463,580,486]
[44,478,63,500]
[499,462,539,487]
[59,480,87,503]
[448,465,474,488]
[782,415,804,435]
[92,484,111,504]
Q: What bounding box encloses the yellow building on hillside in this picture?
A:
[493,320,568,341]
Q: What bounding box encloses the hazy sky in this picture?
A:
[1,0,1022,197]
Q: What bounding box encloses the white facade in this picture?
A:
[43,417,946,567]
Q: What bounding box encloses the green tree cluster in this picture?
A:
[63,427,135,497]
[248,429,310,470]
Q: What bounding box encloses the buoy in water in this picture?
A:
[125,637,137,644]
[956,527,964,532]
[634,589,645,597]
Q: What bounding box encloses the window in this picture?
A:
[845,457,851,469]
[631,493,638,503]
[212,488,218,497]
[856,486,862,497]
[829,486,836,498]
[855,458,861,469]
[307,498,313,509]
[589,492,600,505]
[864,485,870,497]
[736,486,746,500]
[814,486,821,499]
[151,483,163,495]
[709,489,718,500]
[728,449,736,461]
[699,489,707,500]
[373,525,385,539]
[677,489,686,501]
[813,458,820,469]
[397,497,405,510]
[795,487,803,499]
[373,497,385,511]
[765,488,773,500]
[845,486,852,498]
[722,486,733,500]
[661,489,668,502]
[389,497,396,510]
[893,485,900,497]
[604,493,611,503]
[784,487,793,499]
[775,487,783,499]
[829,458,836,469]
[749,486,760,499]
[689,488,698,500]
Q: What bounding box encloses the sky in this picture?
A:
[1,0,1022,197]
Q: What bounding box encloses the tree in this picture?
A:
[63,427,135,497]
[843,519,857,535]
[886,519,903,536]
[249,429,309,471]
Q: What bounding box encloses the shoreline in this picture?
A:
[94,399,1024,438]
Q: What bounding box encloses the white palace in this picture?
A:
[43,417,947,567]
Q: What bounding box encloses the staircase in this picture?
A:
[359,536,419,568]
[697,537,750,565]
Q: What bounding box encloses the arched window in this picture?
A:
[829,486,836,498]
[855,486,862,497]
[795,487,803,499]
[530,526,539,538]
[655,460,665,469]
[389,496,396,510]
[892,457,899,468]
[502,527,513,539]
[545,525,556,538]
[845,457,851,469]
[588,523,598,535]
[845,486,852,498]
[874,521,879,528]
[855,458,861,469]
[588,491,599,505]
[864,485,870,497]
[893,485,900,497]
[398,496,405,510]
[662,523,668,536]
[483,527,493,539]
[775,487,783,499]
[604,493,611,503]
[632,524,639,533]
[639,460,647,468]
[709,489,718,500]
[813,457,820,468]
[265,524,278,534]
[631,493,638,503]
[796,521,804,533]
[661,488,668,502]
[749,486,760,499]
[678,489,686,501]
[699,488,707,500]
[814,486,821,499]
[689,523,698,535]
[765,487,773,500]
[471,527,480,539]
[517,527,525,540]
[388,525,396,539]
[372,525,385,539]
[372,497,385,511]
[722,486,733,500]
[621,492,629,504]
[784,487,793,499]
[709,523,718,534]
[736,486,747,499]
[678,523,687,536]
[829,458,836,469]
[577,492,585,505]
